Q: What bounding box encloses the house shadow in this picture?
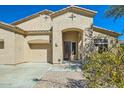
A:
[64,61,82,71]
[66,78,88,88]
[33,78,88,88]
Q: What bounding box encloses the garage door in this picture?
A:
[30,44,50,63]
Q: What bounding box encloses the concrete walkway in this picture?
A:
[0,62,82,88]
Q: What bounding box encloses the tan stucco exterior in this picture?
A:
[0,29,15,64]
[17,15,52,31]
[0,6,119,64]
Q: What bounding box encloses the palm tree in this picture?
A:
[105,5,124,20]
[105,5,124,62]
[105,5,124,37]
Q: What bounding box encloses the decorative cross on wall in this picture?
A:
[44,15,49,21]
[69,13,76,21]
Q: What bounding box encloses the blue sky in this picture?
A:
[0,5,123,40]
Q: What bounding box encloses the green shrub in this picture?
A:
[120,44,124,50]
[83,47,124,88]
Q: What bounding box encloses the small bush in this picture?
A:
[83,47,124,88]
[120,44,124,50]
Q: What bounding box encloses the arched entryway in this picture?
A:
[62,28,83,61]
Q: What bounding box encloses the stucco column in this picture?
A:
[52,28,63,64]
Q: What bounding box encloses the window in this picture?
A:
[0,41,4,49]
[94,39,108,53]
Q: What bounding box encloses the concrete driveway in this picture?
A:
[0,63,52,88]
[0,62,82,88]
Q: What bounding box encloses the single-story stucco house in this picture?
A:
[0,6,120,64]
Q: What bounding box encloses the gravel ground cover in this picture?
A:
[34,71,85,88]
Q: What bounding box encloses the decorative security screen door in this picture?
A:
[64,41,71,60]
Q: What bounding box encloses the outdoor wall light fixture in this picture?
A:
[55,43,58,47]
[58,59,61,62]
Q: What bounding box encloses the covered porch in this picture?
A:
[62,28,83,62]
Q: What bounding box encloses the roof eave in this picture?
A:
[11,10,53,25]
[93,26,120,37]
[0,22,27,35]
[50,6,97,19]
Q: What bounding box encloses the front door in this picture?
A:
[63,41,76,60]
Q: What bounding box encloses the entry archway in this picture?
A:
[62,28,83,61]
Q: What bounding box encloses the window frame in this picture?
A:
[0,40,4,49]
[94,38,108,53]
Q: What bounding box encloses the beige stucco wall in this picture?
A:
[15,33,25,64]
[16,15,52,31]
[52,12,93,63]
[26,35,50,42]
[63,31,79,42]
[0,29,15,64]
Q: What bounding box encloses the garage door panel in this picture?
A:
[29,44,50,62]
